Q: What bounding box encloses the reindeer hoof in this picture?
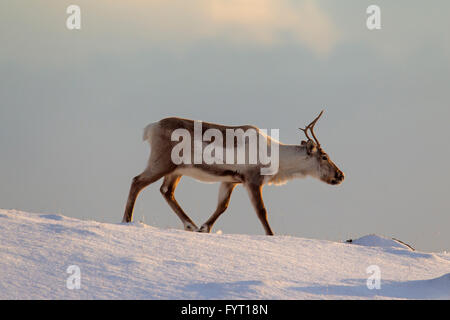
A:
[197,224,211,233]
[184,223,198,232]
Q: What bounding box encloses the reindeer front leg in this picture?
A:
[198,182,237,233]
[245,183,274,236]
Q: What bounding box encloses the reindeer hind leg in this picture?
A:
[160,174,198,231]
[122,170,167,223]
[122,154,175,223]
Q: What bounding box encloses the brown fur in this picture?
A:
[122,117,344,235]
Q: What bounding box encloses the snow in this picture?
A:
[347,234,414,250]
[0,209,449,300]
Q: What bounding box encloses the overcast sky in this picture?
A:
[1,0,449,251]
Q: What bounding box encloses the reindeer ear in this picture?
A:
[306,140,317,155]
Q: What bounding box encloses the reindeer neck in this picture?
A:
[265,144,315,185]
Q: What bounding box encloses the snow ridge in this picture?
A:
[0,209,449,299]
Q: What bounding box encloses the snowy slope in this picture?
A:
[0,209,449,300]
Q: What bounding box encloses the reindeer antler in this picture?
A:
[299,110,324,147]
[299,126,312,141]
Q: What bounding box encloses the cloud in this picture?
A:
[0,0,341,66]
[100,0,340,56]
[206,0,340,54]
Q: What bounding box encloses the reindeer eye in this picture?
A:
[322,155,328,161]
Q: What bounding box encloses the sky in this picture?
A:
[1,0,449,252]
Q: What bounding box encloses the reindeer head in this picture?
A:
[300,111,345,185]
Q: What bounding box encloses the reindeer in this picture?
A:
[122,111,344,235]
